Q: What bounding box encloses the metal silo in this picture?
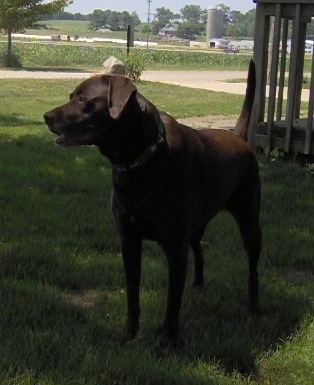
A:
[206,5,224,40]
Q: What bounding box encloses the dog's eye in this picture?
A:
[78,95,88,103]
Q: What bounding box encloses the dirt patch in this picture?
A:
[177,115,238,130]
[62,290,103,308]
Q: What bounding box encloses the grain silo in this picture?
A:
[206,5,224,40]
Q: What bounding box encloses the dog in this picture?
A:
[44,60,261,348]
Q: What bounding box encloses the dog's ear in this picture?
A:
[105,75,137,120]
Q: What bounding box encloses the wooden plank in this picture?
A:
[276,18,288,121]
[258,2,314,21]
[248,4,270,149]
[255,135,314,154]
[266,4,282,150]
[305,44,314,154]
[254,0,314,4]
[294,22,307,119]
[285,3,301,152]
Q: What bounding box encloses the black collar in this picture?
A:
[112,119,166,173]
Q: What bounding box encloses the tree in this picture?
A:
[88,9,140,31]
[154,7,176,26]
[107,11,120,31]
[152,7,178,35]
[242,9,256,38]
[130,12,141,28]
[180,5,202,24]
[224,8,256,38]
[0,0,72,67]
[307,19,314,38]
[89,9,107,30]
[177,22,202,39]
[216,3,231,35]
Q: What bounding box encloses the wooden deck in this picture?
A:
[249,0,314,155]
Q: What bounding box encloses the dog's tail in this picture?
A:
[233,59,256,141]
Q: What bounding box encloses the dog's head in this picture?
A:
[43,75,137,148]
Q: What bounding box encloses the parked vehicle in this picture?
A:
[224,47,239,53]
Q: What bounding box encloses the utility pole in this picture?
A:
[146,0,152,49]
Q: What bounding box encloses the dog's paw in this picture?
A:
[155,323,179,352]
[120,320,139,344]
[248,300,260,317]
[193,278,204,287]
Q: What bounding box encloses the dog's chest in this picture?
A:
[130,194,166,240]
[113,188,176,241]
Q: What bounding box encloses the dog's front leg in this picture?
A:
[159,242,189,349]
[119,218,142,342]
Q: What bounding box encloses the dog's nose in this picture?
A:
[44,112,54,126]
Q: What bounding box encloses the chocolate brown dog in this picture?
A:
[44,60,261,348]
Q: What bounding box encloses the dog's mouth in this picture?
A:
[44,111,86,147]
[54,133,78,147]
[44,110,98,148]
[51,127,97,148]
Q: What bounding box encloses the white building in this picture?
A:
[287,39,314,54]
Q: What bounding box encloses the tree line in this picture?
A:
[86,4,257,38]
[1,1,314,68]
[36,5,257,38]
[86,3,314,39]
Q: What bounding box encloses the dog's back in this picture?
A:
[157,59,258,224]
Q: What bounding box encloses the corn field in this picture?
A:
[1,42,312,72]
[0,42,252,70]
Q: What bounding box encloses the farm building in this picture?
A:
[159,23,179,37]
[206,5,224,40]
[208,38,229,49]
[287,39,314,54]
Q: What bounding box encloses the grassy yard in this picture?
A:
[26,19,150,42]
[0,79,313,385]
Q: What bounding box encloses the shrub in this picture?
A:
[125,53,144,82]
[0,52,22,68]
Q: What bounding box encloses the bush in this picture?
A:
[125,53,144,82]
[0,52,22,68]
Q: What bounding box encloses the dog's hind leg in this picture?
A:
[245,224,261,315]
[227,186,262,315]
[190,225,207,286]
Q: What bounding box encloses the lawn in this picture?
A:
[0,78,313,385]
[26,19,150,42]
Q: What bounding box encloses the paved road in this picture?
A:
[0,69,249,94]
[141,70,249,94]
[0,69,309,100]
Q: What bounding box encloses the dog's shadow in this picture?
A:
[176,275,311,376]
[0,113,42,127]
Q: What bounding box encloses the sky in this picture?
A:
[64,1,255,20]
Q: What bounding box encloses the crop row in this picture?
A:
[0,42,252,70]
[0,42,312,72]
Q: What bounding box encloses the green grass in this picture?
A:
[26,19,150,41]
[27,19,96,37]
[0,79,313,385]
